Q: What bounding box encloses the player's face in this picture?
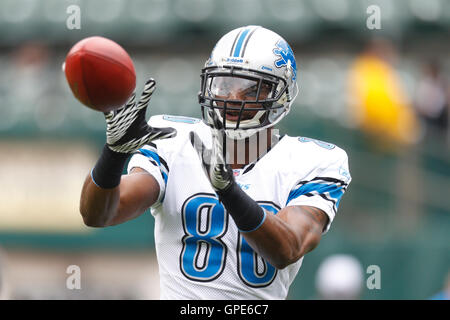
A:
[209,77,272,122]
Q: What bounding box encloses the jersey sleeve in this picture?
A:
[127,142,169,207]
[285,147,351,233]
[126,114,202,207]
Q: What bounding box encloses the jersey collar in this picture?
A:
[232,134,286,176]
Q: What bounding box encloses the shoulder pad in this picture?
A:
[148,114,202,133]
[297,137,336,150]
[150,114,200,125]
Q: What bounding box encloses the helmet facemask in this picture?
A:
[199,66,294,139]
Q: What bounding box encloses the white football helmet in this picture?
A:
[199,25,299,140]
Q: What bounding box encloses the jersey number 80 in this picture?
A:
[180,193,279,288]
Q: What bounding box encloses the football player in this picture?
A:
[80,26,351,299]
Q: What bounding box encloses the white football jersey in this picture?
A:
[127,115,351,300]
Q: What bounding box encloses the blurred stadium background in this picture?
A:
[0,0,449,300]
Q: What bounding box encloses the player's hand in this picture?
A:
[104,78,176,153]
[190,110,235,193]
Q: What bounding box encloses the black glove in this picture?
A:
[105,78,176,153]
[91,78,176,189]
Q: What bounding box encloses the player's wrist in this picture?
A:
[217,182,266,233]
[91,144,130,189]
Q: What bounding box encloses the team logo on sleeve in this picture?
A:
[273,40,297,81]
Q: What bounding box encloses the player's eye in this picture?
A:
[244,86,258,97]
[245,83,272,99]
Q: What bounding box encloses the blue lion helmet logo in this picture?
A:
[273,40,297,81]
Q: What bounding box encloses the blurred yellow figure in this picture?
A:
[348,39,419,150]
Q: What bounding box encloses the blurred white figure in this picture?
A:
[414,60,449,136]
[315,254,363,300]
[0,248,11,300]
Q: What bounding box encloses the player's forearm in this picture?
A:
[245,205,324,269]
[79,174,121,227]
[79,145,130,227]
[105,170,160,226]
[242,213,303,270]
[217,183,303,269]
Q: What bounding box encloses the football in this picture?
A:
[64,36,136,112]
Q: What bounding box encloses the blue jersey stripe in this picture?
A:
[139,148,161,165]
[233,28,250,57]
[161,171,168,184]
[286,183,345,207]
[138,148,168,186]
